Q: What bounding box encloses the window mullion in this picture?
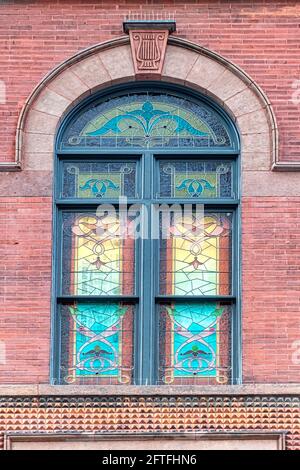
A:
[137,152,156,385]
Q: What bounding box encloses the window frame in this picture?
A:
[51,84,241,386]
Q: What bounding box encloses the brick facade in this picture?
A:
[0,198,52,384]
[0,0,300,450]
[1,0,300,164]
[242,197,300,383]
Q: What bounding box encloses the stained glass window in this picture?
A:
[159,161,233,199]
[59,92,235,150]
[54,86,240,385]
[62,161,138,199]
[158,210,232,384]
[61,212,136,296]
[159,212,232,296]
[60,302,134,385]
[159,302,231,384]
[58,209,136,385]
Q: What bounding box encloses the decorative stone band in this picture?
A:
[1,383,300,395]
[0,390,300,449]
[4,431,286,451]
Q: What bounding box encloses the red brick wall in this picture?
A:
[242,197,300,383]
[0,198,52,384]
[0,0,300,385]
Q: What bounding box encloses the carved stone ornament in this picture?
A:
[123,21,176,77]
[129,30,168,76]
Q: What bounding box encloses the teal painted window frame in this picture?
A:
[51,83,241,385]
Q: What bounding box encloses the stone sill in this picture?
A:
[0,384,300,396]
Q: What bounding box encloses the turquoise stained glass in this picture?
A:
[159,303,231,384]
[59,93,233,150]
[60,302,134,384]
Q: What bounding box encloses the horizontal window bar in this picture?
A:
[57,151,143,158]
[155,295,236,303]
[57,295,139,303]
[153,151,239,158]
[55,199,142,208]
[55,199,240,207]
[151,199,239,206]
[57,149,239,157]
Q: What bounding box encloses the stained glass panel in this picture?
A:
[160,212,232,295]
[56,88,238,385]
[61,212,136,295]
[159,302,231,384]
[59,93,233,150]
[62,161,138,199]
[159,160,233,199]
[60,302,134,384]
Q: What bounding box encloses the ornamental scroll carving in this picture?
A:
[128,30,169,76]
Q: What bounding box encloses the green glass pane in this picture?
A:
[159,302,231,384]
[159,160,233,199]
[60,302,134,385]
[62,161,137,199]
[60,93,233,150]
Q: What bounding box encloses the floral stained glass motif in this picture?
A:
[60,302,134,384]
[62,161,137,199]
[159,161,233,199]
[160,212,232,296]
[59,209,135,383]
[159,302,231,385]
[159,212,232,383]
[59,93,233,150]
[61,212,135,296]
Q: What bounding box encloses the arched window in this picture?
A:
[53,83,240,386]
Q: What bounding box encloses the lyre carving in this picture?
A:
[133,32,165,70]
[129,29,169,76]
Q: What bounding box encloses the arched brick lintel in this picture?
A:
[12,36,295,174]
